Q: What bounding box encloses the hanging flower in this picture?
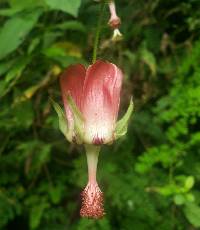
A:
[52,60,133,218]
[51,0,132,221]
[107,1,123,41]
[108,1,121,29]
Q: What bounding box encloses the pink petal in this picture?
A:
[60,64,86,134]
[82,60,123,144]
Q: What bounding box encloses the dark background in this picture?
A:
[0,0,200,229]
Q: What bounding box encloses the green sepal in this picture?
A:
[50,98,72,142]
[66,94,84,144]
[115,97,134,139]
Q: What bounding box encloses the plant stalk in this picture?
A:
[92,1,106,63]
[85,145,101,183]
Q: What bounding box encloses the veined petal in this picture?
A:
[82,60,123,144]
[60,64,86,139]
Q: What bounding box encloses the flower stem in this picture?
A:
[92,1,106,64]
[85,145,101,183]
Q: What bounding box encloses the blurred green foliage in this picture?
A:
[0,0,200,229]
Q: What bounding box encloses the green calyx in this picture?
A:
[115,97,134,139]
[51,96,133,144]
[66,94,84,144]
[51,95,84,144]
[50,98,72,142]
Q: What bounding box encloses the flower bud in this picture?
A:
[108,1,121,29]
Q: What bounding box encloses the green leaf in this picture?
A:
[5,57,30,83]
[141,47,157,75]
[0,59,16,75]
[37,144,51,166]
[66,94,84,143]
[123,50,136,65]
[0,8,21,16]
[27,37,40,54]
[8,0,45,10]
[48,185,64,204]
[0,10,41,60]
[115,98,134,139]
[30,202,49,229]
[174,194,185,205]
[0,57,31,98]
[13,101,34,129]
[44,0,81,17]
[55,20,86,33]
[50,99,71,141]
[43,41,82,60]
[185,176,195,191]
[185,193,195,203]
[184,203,200,227]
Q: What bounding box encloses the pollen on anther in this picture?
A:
[80,184,105,219]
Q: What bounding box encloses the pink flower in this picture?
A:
[60,60,122,218]
[60,60,123,145]
[57,60,133,219]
